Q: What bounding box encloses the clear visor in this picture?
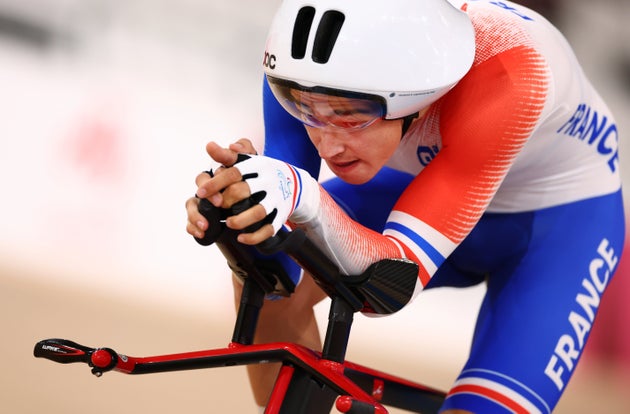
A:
[267,76,387,130]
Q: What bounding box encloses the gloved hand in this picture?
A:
[233,154,320,234]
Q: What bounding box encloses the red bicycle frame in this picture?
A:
[34,199,446,413]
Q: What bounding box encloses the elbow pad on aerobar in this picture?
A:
[234,154,320,233]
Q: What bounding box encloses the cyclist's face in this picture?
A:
[305,117,403,185]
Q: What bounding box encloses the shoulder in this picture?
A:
[439,3,551,119]
[465,1,550,67]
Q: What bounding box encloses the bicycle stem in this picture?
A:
[232,278,266,345]
[322,296,355,363]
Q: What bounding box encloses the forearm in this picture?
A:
[291,186,406,276]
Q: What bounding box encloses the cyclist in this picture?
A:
[186,0,625,412]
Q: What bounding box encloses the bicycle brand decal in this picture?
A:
[544,238,618,391]
[372,378,385,401]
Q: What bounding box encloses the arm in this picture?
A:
[294,45,549,289]
[199,46,548,299]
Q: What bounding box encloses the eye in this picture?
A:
[334,120,363,129]
[332,108,354,117]
[332,117,375,129]
[297,102,315,115]
[300,112,326,128]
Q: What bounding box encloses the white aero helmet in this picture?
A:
[263,0,476,124]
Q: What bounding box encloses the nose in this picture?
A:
[312,128,346,159]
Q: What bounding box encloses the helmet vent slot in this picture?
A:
[312,10,345,64]
[291,6,316,59]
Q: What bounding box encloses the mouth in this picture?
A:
[331,160,357,167]
[325,159,374,184]
[327,159,360,174]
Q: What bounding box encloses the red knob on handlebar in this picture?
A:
[91,349,113,369]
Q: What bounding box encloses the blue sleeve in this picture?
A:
[262,76,321,179]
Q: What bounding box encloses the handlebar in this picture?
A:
[34,194,419,364]
[33,339,118,377]
[33,190,427,411]
[194,197,418,315]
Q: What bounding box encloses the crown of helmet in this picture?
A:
[263,0,476,119]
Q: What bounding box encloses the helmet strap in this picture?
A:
[401,112,419,138]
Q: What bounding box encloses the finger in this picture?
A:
[194,171,213,188]
[194,170,221,205]
[236,224,276,246]
[196,166,243,205]
[229,138,258,155]
[220,181,252,209]
[225,203,268,231]
[186,220,205,239]
[206,141,238,167]
[185,197,207,238]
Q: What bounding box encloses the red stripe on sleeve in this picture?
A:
[449,384,529,414]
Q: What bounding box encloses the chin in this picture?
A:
[337,171,376,185]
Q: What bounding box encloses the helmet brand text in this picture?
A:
[263,51,276,70]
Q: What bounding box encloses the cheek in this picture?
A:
[364,126,400,160]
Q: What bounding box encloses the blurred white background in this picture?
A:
[0,0,276,308]
[1,0,629,412]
